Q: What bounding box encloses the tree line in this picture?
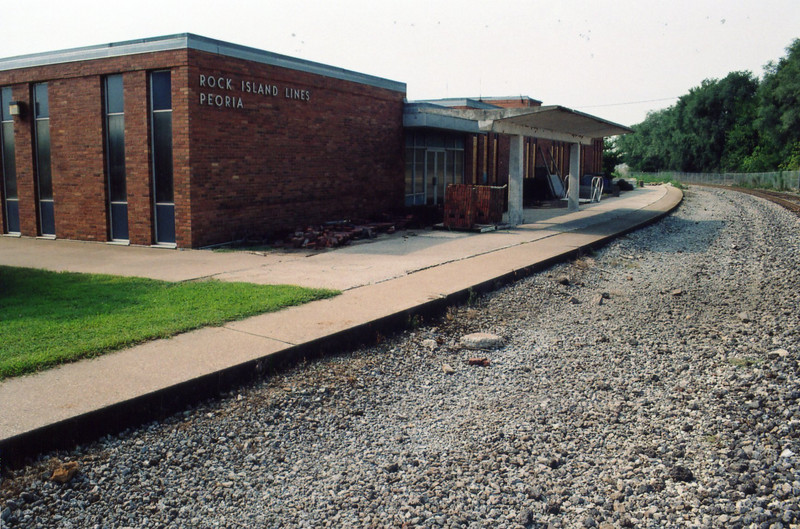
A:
[614,39,800,173]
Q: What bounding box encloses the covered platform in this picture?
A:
[403,99,633,224]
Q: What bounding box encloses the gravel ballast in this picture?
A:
[2,186,799,528]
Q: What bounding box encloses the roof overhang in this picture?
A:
[404,104,632,144]
[0,34,406,93]
[403,103,483,133]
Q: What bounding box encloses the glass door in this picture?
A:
[425,149,446,205]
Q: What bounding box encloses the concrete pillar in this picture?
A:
[507,134,524,225]
[567,143,581,212]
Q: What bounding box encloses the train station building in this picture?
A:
[0,34,631,248]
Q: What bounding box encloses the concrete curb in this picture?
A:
[0,186,683,470]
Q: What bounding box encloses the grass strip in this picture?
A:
[0,266,338,380]
[634,174,687,189]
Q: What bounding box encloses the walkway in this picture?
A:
[0,185,682,467]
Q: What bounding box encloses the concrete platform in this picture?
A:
[0,185,682,468]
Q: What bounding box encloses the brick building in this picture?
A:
[0,34,405,248]
[0,34,629,248]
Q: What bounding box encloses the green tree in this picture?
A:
[616,107,678,172]
[782,141,800,170]
[756,39,800,169]
[602,137,623,176]
[673,71,759,172]
[617,39,800,173]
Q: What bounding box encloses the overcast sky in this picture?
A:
[3,0,799,126]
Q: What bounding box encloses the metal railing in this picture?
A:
[631,170,800,192]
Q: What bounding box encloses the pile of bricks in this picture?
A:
[475,185,505,224]
[283,219,408,249]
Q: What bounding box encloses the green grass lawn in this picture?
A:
[0,266,338,380]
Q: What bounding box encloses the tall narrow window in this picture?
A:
[104,75,128,241]
[0,87,19,234]
[33,83,54,236]
[149,71,174,245]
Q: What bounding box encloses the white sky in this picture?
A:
[3,0,799,126]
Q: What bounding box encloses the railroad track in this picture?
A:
[699,184,800,217]
[731,187,800,217]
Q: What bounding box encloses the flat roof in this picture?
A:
[474,95,543,105]
[0,33,406,93]
[487,105,633,139]
[403,103,483,133]
[412,98,500,110]
[403,103,633,144]
[412,95,543,109]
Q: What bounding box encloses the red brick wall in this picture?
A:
[184,49,405,247]
[464,134,604,188]
[172,66,192,247]
[580,138,604,175]
[533,139,573,177]
[483,98,542,109]
[0,50,189,244]
[50,77,107,241]
[495,134,510,186]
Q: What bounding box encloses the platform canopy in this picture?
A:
[403,104,632,144]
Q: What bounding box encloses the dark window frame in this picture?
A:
[149,70,175,245]
[32,82,54,236]
[104,74,128,241]
[1,86,20,233]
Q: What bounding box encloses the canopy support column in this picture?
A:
[567,143,581,212]
[507,134,524,225]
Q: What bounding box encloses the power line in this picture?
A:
[576,96,679,109]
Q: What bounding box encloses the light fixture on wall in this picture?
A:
[8,101,24,117]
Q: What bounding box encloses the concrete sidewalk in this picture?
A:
[0,185,683,467]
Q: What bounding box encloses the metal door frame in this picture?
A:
[425,149,446,205]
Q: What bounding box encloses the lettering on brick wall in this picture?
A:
[199,93,244,109]
[198,73,311,110]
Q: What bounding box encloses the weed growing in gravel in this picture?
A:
[728,357,763,368]
[703,434,724,448]
[573,256,596,270]
[607,257,640,269]
[407,314,423,329]
[467,288,481,306]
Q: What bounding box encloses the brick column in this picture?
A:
[171,66,192,248]
[12,85,37,236]
[50,78,106,241]
[124,71,153,246]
